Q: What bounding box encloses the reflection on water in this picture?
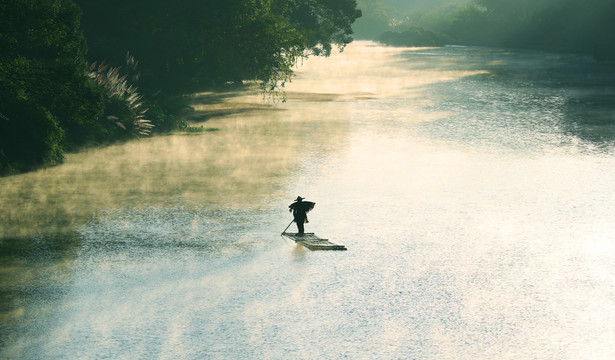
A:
[2,42,615,359]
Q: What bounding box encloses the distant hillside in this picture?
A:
[361,0,615,62]
[387,0,470,13]
[353,0,470,39]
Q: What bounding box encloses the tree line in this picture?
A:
[360,0,615,61]
[0,0,361,174]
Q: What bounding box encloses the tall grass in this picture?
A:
[88,57,154,137]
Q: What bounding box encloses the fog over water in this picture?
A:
[2,42,615,359]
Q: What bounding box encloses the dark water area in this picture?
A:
[2,42,615,359]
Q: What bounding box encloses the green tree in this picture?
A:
[457,0,615,58]
[0,83,64,173]
[76,0,361,96]
[286,0,362,55]
[0,0,104,173]
[528,0,615,58]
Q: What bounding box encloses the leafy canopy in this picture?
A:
[0,0,104,173]
[76,0,362,95]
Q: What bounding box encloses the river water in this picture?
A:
[2,42,615,359]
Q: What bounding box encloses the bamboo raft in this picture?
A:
[281,233,347,251]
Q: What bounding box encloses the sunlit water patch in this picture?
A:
[79,205,278,258]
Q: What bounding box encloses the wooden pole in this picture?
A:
[281,219,294,234]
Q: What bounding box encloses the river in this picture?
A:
[1,41,615,359]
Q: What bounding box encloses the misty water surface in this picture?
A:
[1,42,615,359]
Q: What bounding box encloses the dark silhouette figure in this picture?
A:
[288,196,315,236]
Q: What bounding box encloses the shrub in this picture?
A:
[0,0,105,171]
[0,90,64,174]
[88,60,154,138]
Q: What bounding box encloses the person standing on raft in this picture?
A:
[288,196,315,236]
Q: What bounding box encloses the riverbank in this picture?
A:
[0,78,359,240]
[0,87,270,239]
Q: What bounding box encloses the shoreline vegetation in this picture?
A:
[0,82,356,240]
[0,0,361,176]
[0,86,251,239]
[356,0,615,60]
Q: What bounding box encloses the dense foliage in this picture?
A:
[0,0,104,173]
[1,0,361,174]
[75,0,361,96]
[361,0,615,61]
[444,0,615,59]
